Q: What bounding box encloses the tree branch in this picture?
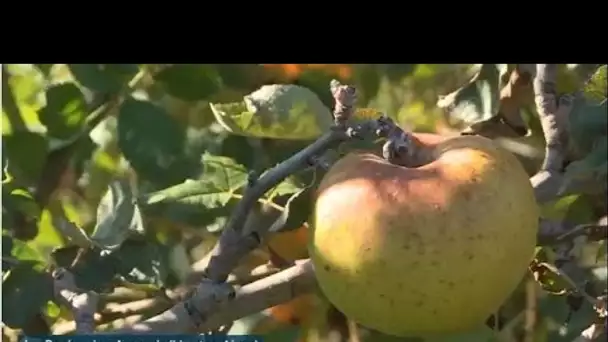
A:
[537,216,607,245]
[534,64,565,172]
[108,259,315,333]
[530,64,576,204]
[203,129,349,283]
[52,269,99,334]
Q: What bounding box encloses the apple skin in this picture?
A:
[309,133,539,338]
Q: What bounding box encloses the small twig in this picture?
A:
[537,216,607,245]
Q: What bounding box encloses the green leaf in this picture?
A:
[560,135,607,195]
[597,240,607,263]
[114,238,170,288]
[382,64,417,82]
[143,153,249,208]
[268,174,315,233]
[583,64,607,101]
[531,260,572,295]
[267,176,302,200]
[118,97,195,186]
[217,134,258,170]
[2,185,41,221]
[91,179,145,252]
[156,202,231,229]
[154,64,222,101]
[2,262,54,329]
[34,64,54,77]
[2,131,49,184]
[68,64,139,93]
[51,245,116,293]
[210,84,333,140]
[538,292,598,341]
[39,83,88,139]
[437,64,507,126]
[568,95,607,155]
[352,64,382,106]
[43,300,61,320]
[2,232,46,265]
[215,64,261,90]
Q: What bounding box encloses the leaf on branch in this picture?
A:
[583,64,607,102]
[1,186,40,241]
[90,179,145,252]
[34,64,53,77]
[114,238,170,289]
[68,64,139,94]
[39,83,88,140]
[118,97,197,186]
[143,153,249,209]
[494,65,534,135]
[51,245,116,293]
[540,194,595,223]
[2,130,49,185]
[153,64,222,101]
[568,95,607,157]
[437,64,508,127]
[1,262,54,329]
[266,176,302,201]
[268,174,316,233]
[560,135,607,196]
[2,181,41,222]
[210,84,334,140]
[2,232,47,271]
[530,259,573,296]
[597,240,607,263]
[53,238,170,294]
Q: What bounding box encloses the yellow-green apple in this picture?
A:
[309,133,539,338]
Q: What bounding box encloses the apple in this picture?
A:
[309,133,539,338]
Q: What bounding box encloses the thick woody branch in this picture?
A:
[113,259,315,333]
[530,64,576,204]
[52,268,99,334]
[534,64,565,172]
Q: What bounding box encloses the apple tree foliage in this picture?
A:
[2,64,606,341]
